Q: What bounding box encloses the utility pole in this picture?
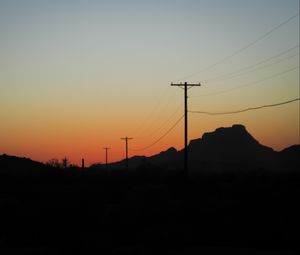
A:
[81,158,85,170]
[103,147,110,169]
[171,82,201,181]
[120,137,133,170]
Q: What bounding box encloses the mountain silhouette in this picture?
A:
[279,144,300,159]
[278,144,300,169]
[0,154,47,175]
[186,124,279,172]
[106,147,178,170]
[1,124,299,174]
[107,124,298,172]
[188,124,274,160]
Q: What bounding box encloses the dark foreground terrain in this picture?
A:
[0,164,299,255]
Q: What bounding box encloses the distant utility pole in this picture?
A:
[103,147,110,169]
[82,158,85,169]
[120,137,133,170]
[171,82,201,181]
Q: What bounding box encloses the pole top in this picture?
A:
[171,82,201,86]
[121,137,133,140]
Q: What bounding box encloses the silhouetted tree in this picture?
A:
[62,157,69,168]
[46,158,61,168]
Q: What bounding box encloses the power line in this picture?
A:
[133,85,181,139]
[133,86,168,134]
[146,103,183,137]
[130,115,184,151]
[176,12,299,82]
[191,65,299,98]
[189,98,300,115]
[204,52,299,84]
[203,45,299,83]
[134,87,180,138]
[136,91,180,139]
[133,86,176,136]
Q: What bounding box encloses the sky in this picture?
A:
[0,0,299,166]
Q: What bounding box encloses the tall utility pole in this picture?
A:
[103,147,110,169]
[120,137,133,170]
[171,82,201,180]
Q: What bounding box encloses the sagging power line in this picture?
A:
[146,103,183,138]
[130,115,184,152]
[191,65,299,98]
[203,46,299,83]
[189,98,300,115]
[176,12,299,82]
[133,86,178,138]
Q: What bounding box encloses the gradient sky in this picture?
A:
[0,0,299,165]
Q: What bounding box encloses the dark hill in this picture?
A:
[280,144,300,159]
[2,125,298,173]
[0,154,46,175]
[278,144,300,170]
[119,124,296,172]
[188,124,274,161]
[107,147,178,170]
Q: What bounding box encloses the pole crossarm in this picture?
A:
[171,82,201,88]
